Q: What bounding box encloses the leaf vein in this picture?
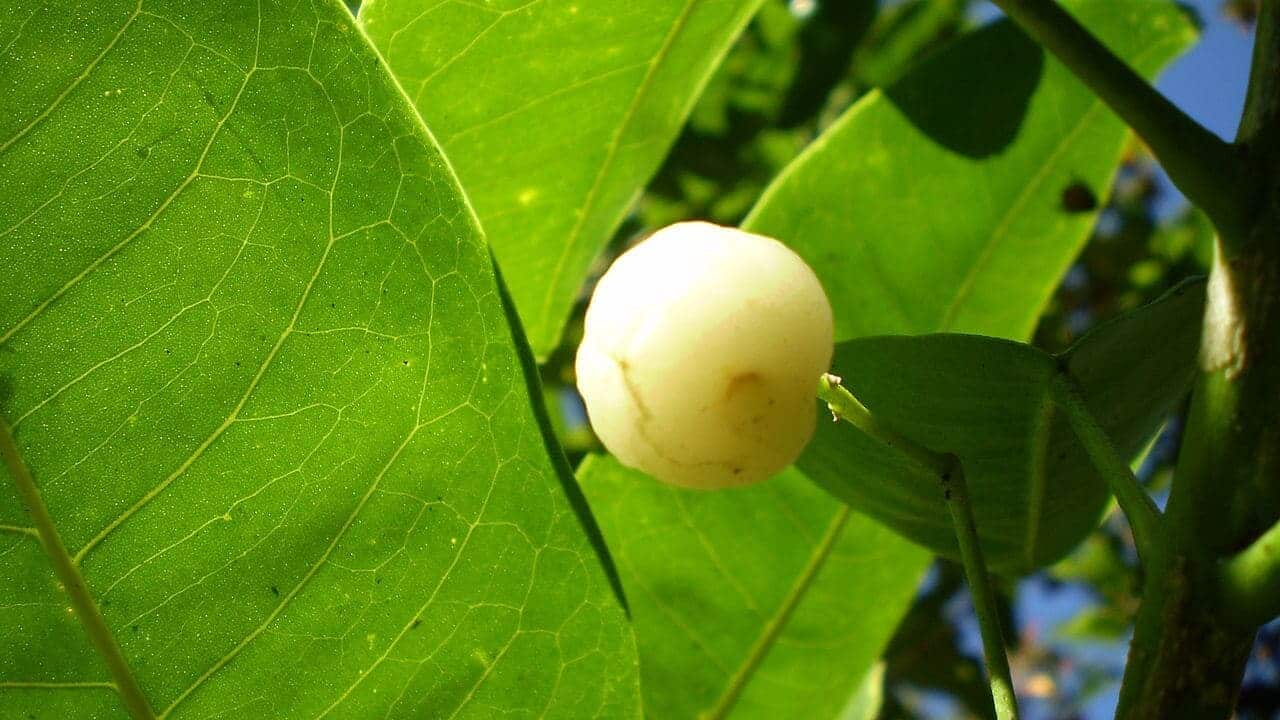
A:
[935,38,1176,332]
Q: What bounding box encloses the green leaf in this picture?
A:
[358,0,766,358]
[743,0,1198,342]
[578,457,929,719]
[0,2,638,718]
[839,662,887,720]
[800,280,1206,573]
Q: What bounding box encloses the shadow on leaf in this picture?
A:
[884,21,1044,158]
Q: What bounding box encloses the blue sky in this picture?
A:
[1154,0,1255,213]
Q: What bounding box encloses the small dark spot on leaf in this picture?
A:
[411,618,422,629]
[131,624,140,633]
[731,467,742,475]
[270,585,279,597]
[375,577,382,585]
[402,359,409,366]
[1061,182,1098,213]
[234,361,241,367]
[135,146,149,159]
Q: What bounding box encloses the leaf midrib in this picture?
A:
[935,35,1185,335]
[534,0,702,336]
[532,0,767,352]
[0,418,156,720]
[700,505,852,719]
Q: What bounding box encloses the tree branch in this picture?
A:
[989,0,1249,241]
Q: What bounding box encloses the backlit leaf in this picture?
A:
[0,2,638,717]
[358,0,767,357]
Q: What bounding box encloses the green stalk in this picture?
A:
[1217,518,1280,629]
[1049,371,1166,566]
[817,374,949,477]
[817,374,1020,720]
[987,0,1249,241]
[1110,3,1280,709]
[943,462,1021,720]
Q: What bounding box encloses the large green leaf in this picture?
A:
[0,2,638,718]
[578,458,929,719]
[744,0,1198,342]
[358,0,766,358]
[800,280,1206,573]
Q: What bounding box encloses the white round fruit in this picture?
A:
[575,221,834,489]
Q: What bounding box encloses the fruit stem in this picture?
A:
[943,459,1022,720]
[816,373,949,477]
[817,374,1020,720]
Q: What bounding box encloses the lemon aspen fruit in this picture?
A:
[575,221,835,489]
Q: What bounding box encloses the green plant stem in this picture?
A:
[1217,518,1280,629]
[943,462,1021,720]
[1049,371,1165,566]
[816,374,949,477]
[988,0,1248,240]
[817,374,1020,720]
[0,418,156,720]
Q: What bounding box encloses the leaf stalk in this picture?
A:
[1049,370,1166,566]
